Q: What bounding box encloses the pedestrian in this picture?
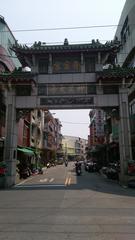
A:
[65,159,68,167]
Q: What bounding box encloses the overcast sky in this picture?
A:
[1,0,126,139]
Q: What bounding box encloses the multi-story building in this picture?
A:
[54,118,63,159]
[89,110,96,146]
[0,16,35,164]
[89,109,105,148]
[0,15,20,72]
[115,0,135,68]
[17,109,62,166]
[115,0,135,159]
[0,16,21,161]
[62,135,87,161]
[30,109,44,150]
[96,0,135,164]
[43,111,62,164]
[0,16,63,168]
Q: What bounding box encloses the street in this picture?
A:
[0,162,135,240]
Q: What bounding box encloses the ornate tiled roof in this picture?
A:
[97,67,135,80]
[12,38,121,54]
[0,69,36,84]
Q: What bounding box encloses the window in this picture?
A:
[121,16,130,45]
[85,57,95,72]
[103,85,119,94]
[16,85,31,96]
[87,84,96,94]
[38,58,48,73]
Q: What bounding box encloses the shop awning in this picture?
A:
[17,147,34,156]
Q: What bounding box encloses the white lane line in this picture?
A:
[65,177,69,186]
[68,178,71,185]
[15,184,65,188]
[16,177,34,186]
[65,175,72,186]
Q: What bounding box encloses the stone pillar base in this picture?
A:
[119,174,129,187]
[4,176,16,188]
[118,174,135,188]
[0,176,6,189]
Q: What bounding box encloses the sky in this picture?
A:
[1,0,126,139]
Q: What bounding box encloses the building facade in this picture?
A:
[89,109,105,148]
[115,0,135,159]
[62,135,87,161]
[0,16,21,161]
[43,111,62,164]
[0,15,21,72]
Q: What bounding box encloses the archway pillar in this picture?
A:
[118,86,132,186]
[3,90,17,187]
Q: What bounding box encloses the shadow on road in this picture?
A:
[7,169,135,198]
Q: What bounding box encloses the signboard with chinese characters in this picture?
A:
[40,96,94,106]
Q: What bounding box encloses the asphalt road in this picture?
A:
[0,162,135,240]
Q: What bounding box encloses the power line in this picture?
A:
[0,24,123,33]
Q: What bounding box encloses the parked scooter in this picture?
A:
[38,167,43,174]
[105,163,119,180]
[46,163,50,168]
[21,168,30,179]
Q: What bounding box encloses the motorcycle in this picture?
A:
[75,162,82,176]
[106,163,119,180]
[76,167,81,176]
[46,163,50,168]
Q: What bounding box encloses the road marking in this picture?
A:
[65,177,69,186]
[14,184,65,188]
[49,178,54,182]
[16,176,34,186]
[65,177,71,186]
[39,179,44,183]
[39,178,48,182]
[68,177,71,185]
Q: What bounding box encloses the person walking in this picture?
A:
[65,159,68,167]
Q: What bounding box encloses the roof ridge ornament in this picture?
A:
[64,38,69,45]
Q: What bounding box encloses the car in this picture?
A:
[57,158,64,165]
